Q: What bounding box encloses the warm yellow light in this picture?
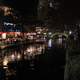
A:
[17,54,21,60]
[2,33,6,39]
[11,54,15,61]
[3,58,8,66]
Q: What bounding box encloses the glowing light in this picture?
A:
[44,33,47,35]
[69,31,72,34]
[49,2,53,7]
[24,52,26,55]
[11,54,15,61]
[2,33,6,39]
[37,31,41,34]
[3,57,8,67]
[48,32,52,35]
[27,47,35,53]
[4,22,14,26]
[48,39,52,48]
[17,54,21,60]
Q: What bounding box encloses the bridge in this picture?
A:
[51,32,69,39]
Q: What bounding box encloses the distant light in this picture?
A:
[11,54,15,61]
[24,51,26,55]
[4,22,14,26]
[37,31,41,34]
[48,32,52,35]
[3,57,8,67]
[2,33,6,39]
[27,48,33,53]
[44,33,47,35]
[49,2,53,7]
[17,54,21,60]
[27,47,36,55]
[69,31,72,34]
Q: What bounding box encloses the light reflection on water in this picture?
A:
[0,44,46,80]
[0,40,66,80]
[0,44,46,67]
[24,44,45,59]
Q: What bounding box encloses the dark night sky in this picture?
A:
[1,0,80,24]
[64,0,80,24]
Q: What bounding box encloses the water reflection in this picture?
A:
[0,44,46,68]
[24,44,45,59]
[0,44,46,80]
[3,56,8,69]
[48,39,53,48]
